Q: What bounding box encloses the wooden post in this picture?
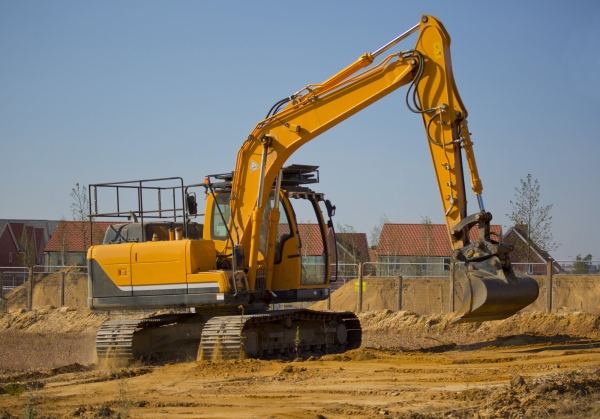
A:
[397,276,403,311]
[449,262,455,312]
[28,266,34,311]
[546,258,554,313]
[60,272,65,307]
[357,262,363,312]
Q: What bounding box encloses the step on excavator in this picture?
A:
[87,15,539,362]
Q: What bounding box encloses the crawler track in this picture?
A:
[96,310,361,362]
[199,309,361,360]
[95,314,196,360]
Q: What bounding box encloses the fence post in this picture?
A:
[397,275,403,311]
[27,266,34,311]
[449,262,455,312]
[357,262,363,312]
[327,292,331,310]
[60,272,66,307]
[546,257,553,313]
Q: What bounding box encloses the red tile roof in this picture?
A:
[297,224,325,256]
[336,232,370,263]
[44,221,114,252]
[377,223,502,256]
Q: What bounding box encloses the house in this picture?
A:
[44,221,114,267]
[0,220,60,267]
[0,219,60,295]
[502,224,564,275]
[336,232,370,264]
[375,223,502,276]
[295,224,370,287]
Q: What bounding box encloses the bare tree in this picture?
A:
[507,174,558,263]
[19,228,36,267]
[335,222,362,264]
[369,214,389,254]
[55,218,70,266]
[418,216,434,275]
[70,183,91,264]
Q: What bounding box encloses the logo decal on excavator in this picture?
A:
[433,42,442,58]
[250,160,260,172]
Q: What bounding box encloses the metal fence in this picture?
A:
[3,259,600,315]
[327,259,600,316]
[0,265,88,309]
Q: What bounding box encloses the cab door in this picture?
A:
[271,192,329,290]
[270,193,302,290]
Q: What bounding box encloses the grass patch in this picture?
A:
[3,382,25,396]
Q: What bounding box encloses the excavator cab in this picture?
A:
[204,164,334,302]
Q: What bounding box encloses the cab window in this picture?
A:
[211,193,231,240]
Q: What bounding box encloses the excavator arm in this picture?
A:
[224,14,538,322]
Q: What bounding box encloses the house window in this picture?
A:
[443,258,451,272]
[528,264,534,274]
[8,252,12,263]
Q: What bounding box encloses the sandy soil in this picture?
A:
[2,309,600,417]
[3,268,88,311]
[2,274,600,418]
[1,346,600,418]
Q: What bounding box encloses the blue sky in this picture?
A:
[1,1,599,260]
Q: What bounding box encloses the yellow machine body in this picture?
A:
[89,14,538,324]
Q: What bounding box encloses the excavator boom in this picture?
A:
[227,14,538,322]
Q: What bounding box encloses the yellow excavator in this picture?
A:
[88,15,539,361]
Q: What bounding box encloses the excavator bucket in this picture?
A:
[451,267,539,324]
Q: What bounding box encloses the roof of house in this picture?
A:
[44,221,114,252]
[0,222,48,262]
[0,219,61,242]
[336,232,370,262]
[503,225,564,272]
[297,224,325,256]
[377,223,503,257]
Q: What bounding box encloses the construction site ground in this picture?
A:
[2,276,600,418]
[2,309,600,418]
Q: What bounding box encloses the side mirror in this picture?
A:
[186,194,198,215]
[325,199,336,218]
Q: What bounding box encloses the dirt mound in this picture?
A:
[0,308,113,370]
[359,309,600,349]
[312,277,450,313]
[3,268,89,311]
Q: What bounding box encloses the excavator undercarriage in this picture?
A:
[96,309,361,362]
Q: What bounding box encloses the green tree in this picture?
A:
[507,174,557,263]
[572,254,593,274]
